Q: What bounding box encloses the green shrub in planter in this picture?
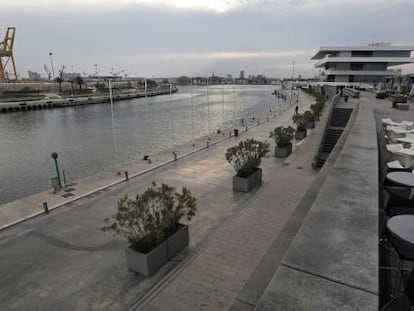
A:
[303,110,315,123]
[102,182,196,254]
[303,110,315,129]
[310,102,323,118]
[292,113,307,132]
[269,126,295,148]
[225,138,270,177]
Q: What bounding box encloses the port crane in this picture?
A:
[110,68,126,77]
[0,27,18,83]
[44,65,52,80]
[57,65,65,80]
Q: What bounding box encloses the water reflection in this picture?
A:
[0,85,280,204]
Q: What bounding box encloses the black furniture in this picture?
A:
[386,215,414,297]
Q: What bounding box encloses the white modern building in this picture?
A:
[311,43,414,84]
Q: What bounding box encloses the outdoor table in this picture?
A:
[386,215,414,297]
[387,215,414,259]
[395,149,414,157]
[394,149,414,168]
[387,215,414,245]
[386,172,414,198]
[389,128,414,135]
[396,138,414,148]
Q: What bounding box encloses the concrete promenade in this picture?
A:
[0,91,322,310]
[2,90,406,310]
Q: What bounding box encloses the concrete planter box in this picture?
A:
[233,168,262,192]
[125,240,168,277]
[274,143,292,158]
[167,224,189,259]
[295,130,307,140]
[306,121,315,129]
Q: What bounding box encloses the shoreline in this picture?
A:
[0,88,177,114]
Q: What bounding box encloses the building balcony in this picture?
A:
[315,56,414,67]
[324,69,399,76]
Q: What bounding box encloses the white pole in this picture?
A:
[232,80,236,125]
[290,61,295,107]
[109,79,119,168]
[206,77,210,136]
[144,78,147,97]
[191,78,194,145]
[221,87,225,130]
[170,80,175,146]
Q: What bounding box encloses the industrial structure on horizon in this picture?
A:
[0,27,18,83]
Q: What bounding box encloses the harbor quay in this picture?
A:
[0,87,177,114]
[0,89,402,310]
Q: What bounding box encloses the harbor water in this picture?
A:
[0,85,283,205]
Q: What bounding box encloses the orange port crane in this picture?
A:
[0,27,18,83]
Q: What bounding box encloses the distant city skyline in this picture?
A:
[1,0,414,78]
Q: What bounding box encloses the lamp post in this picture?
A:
[51,152,62,188]
[49,52,55,80]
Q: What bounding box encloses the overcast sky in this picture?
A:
[1,0,414,78]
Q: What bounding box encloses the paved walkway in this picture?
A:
[0,90,324,311]
[0,92,295,230]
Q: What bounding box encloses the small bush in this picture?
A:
[225,138,270,177]
[292,113,307,132]
[270,126,295,148]
[303,110,314,123]
[102,182,196,253]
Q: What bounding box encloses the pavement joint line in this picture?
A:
[235,297,256,308]
[0,107,291,233]
[280,263,379,296]
[128,170,271,311]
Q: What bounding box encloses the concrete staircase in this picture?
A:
[314,106,353,168]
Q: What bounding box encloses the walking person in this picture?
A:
[295,105,299,115]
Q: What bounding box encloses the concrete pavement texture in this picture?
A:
[254,93,414,310]
[3,90,404,310]
[0,91,321,310]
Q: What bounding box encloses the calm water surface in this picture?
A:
[0,85,282,204]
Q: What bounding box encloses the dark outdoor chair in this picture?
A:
[379,187,414,238]
[381,294,411,311]
[386,217,414,297]
[385,187,414,217]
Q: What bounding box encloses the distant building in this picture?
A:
[61,72,82,81]
[28,71,42,81]
[240,70,245,79]
[311,43,414,84]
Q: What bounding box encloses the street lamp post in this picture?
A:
[51,152,62,188]
[49,52,55,80]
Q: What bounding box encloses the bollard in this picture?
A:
[229,132,231,138]
[173,151,177,161]
[125,171,129,181]
[43,202,49,214]
[245,126,248,132]
[206,141,210,148]
[257,119,260,125]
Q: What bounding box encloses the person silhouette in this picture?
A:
[295,105,299,115]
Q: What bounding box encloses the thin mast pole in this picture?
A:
[290,61,295,107]
[109,79,119,168]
